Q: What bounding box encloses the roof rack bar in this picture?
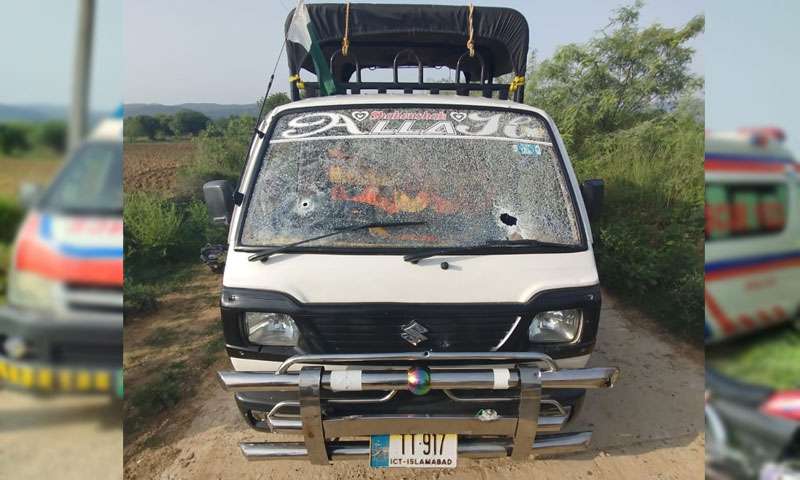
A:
[482,75,494,98]
[455,51,487,86]
[329,49,361,95]
[329,49,361,84]
[392,49,424,85]
[302,81,511,98]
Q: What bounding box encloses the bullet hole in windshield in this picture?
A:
[296,198,314,217]
[500,213,517,226]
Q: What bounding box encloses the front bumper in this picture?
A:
[0,305,122,395]
[219,351,619,464]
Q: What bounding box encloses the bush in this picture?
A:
[0,123,31,154]
[123,192,185,261]
[0,242,11,298]
[123,282,160,315]
[123,281,161,316]
[124,193,226,314]
[0,198,24,244]
[177,115,254,198]
[184,200,227,245]
[129,361,188,417]
[123,193,221,274]
[34,121,67,153]
[575,111,704,340]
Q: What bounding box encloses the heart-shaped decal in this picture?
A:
[352,111,369,122]
[449,111,467,122]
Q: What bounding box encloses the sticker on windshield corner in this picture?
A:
[513,143,542,156]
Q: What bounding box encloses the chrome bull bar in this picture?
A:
[218,352,619,464]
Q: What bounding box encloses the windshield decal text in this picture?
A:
[274,110,551,143]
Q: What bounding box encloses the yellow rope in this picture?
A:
[289,74,305,90]
[466,3,475,57]
[508,75,525,93]
[342,1,351,56]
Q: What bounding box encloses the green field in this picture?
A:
[707,326,800,389]
[0,153,62,199]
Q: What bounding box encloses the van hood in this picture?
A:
[222,249,598,303]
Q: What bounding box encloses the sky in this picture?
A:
[123,0,703,105]
[705,0,800,155]
[0,0,123,111]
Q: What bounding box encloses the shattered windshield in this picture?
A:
[240,107,581,249]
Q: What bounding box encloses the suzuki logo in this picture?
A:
[400,320,429,346]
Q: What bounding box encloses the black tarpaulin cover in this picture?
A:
[284,3,529,83]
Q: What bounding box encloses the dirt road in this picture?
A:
[124,288,704,479]
[0,390,122,479]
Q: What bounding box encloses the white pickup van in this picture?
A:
[206,3,618,467]
[705,128,800,343]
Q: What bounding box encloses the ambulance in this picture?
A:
[705,127,800,342]
[0,110,123,396]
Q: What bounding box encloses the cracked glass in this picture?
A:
[241,107,581,248]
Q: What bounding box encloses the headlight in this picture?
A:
[7,270,58,311]
[528,309,582,343]
[3,336,29,359]
[244,312,299,346]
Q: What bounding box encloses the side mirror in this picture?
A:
[18,182,44,209]
[203,180,234,225]
[580,179,604,222]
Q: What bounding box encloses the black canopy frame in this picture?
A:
[284,3,530,102]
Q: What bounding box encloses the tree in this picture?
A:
[154,114,174,138]
[35,120,67,152]
[0,124,31,154]
[124,115,160,141]
[525,1,704,154]
[169,110,211,137]
[257,92,291,114]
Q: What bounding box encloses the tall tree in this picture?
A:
[170,110,211,137]
[525,1,704,154]
[257,92,291,115]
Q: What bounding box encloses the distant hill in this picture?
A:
[0,103,111,123]
[124,103,259,119]
[0,103,67,122]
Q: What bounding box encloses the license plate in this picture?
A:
[370,434,457,468]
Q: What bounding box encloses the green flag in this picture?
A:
[287,0,338,96]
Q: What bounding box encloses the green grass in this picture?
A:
[572,111,704,342]
[123,262,198,316]
[0,147,61,161]
[0,196,25,243]
[123,191,225,318]
[145,326,180,347]
[707,326,800,389]
[0,242,9,303]
[201,336,225,368]
[128,360,189,419]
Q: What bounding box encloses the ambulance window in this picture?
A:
[705,183,788,240]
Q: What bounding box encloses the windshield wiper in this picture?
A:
[248,221,427,262]
[485,239,580,249]
[403,238,580,264]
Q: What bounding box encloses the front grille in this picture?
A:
[299,312,523,353]
[65,283,123,315]
[51,343,121,367]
